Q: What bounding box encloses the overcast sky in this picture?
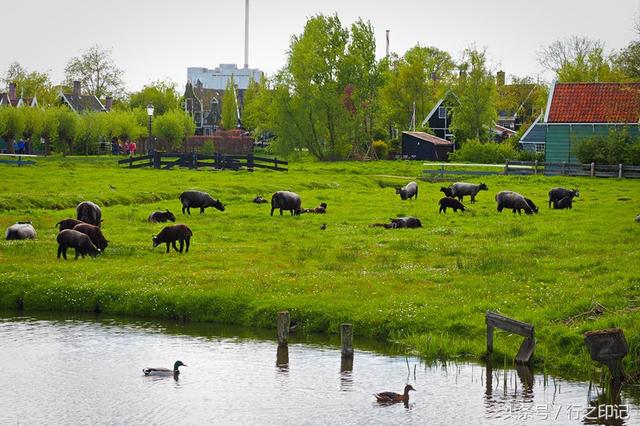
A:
[3,0,639,92]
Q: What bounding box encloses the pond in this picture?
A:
[0,313,638,425]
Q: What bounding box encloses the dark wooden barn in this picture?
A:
[401,131,454,161]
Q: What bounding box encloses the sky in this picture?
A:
[2,0,639,92]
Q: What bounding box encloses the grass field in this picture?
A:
[1,155,639,377]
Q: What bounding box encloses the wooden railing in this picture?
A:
[423,161,640,178]
[118,151,288,172]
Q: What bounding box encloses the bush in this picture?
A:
[449,139,517,164]
[201,140,215,155]
[372,140,388,159]
[574,127,640,164]
[517,149,545,162]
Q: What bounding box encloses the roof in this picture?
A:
[60,92,105,112]
[402,131,454,146]
[519,115,546,144]
[547,82,640,123]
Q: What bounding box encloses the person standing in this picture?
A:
[129,140,137,157]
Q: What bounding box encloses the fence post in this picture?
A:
[247,153,254,172]
[274,157,278,170]
[504,159,509,175]
[277,311,290,346]
[618,163,623,178]
[590,162,595,177]
[562,161,567,176]
[153,151,161,169]
[192,151,197,169]
[534,160,538,175]
[341,323,354,358]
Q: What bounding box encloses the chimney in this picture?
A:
[385,30,390,57]
[244,0,249,69]
[73,81,81,96]
[496,70,505,86]
[9,82,16,100]
[105,96,113,111]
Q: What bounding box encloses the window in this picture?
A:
[438,107,448,119]
[535,143,545,153]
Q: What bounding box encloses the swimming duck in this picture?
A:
[143,360,186,376]
[374,384,415,404]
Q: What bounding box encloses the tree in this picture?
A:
[103,110,145,143]
[242,76,272,136]
[615,41,640,80]
[379,45,455,134]
[0,107,26,153]
[152,110,195,150]
[54,108,79,154]
[221,75,239,130]
[129,81,181,115]
[538,36,622,82]
[20,107,44,152]
[2,62,58,106]
[40,107,60,155]
[64,45,125,98]
[75,112,106,155]
[450,48,497,142]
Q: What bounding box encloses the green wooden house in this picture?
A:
[542,81,640,163]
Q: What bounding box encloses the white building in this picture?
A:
[187,64,263,91]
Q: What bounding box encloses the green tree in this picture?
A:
[2,62,58,106]
[40,107,60,155]
[242,76,272,136]
[53,108,79,154]
[450,48,497,142]
[20,107,44,152]
[379,45,455,134]
[103,110,145,143]
[75,111,106,155]
[153,109,195,150]
[221,75,239,130]
[129,81,181,115]
[64,45,125,98]
[0,107,26,153]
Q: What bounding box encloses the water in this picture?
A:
[0,313,638,425]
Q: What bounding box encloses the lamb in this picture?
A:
[153,224,193,253]
[253,196,268,204]
[396,181,418,200]
[302,203,327,214]
[148,210,176,223]
[450,182,488,204]
[56,218,86,231]
[438,197,465,213]
[370,217,422,229]
[56,229,100,260]
[5,222,37,240]
[553,196,573,210]
[179,191,225,215]
[76,201,102,227]
[73,223,109,251]
[271,191,302,216]
[440,186,454,197]
[495,191,535,215]
[524,198,539,214]
[548,188,579,208]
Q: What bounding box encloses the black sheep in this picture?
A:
[553,196,573,210]
[548,188,579,208]
[440,186,453,197]
[271,191,302,216]
[438,197,466,213]
[370,216,422,229]
[496,191,535,215]
[179,191,225,215]
[76,201,102,227]
[56,218,86,231]
[148,210,176,223]
[524,198,539,214]
[57,229,100,260]
[153,224,193,253]
[73,223,109,251]
[396,181,418,200]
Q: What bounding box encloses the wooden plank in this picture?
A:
[486,311,534,338]
[515,337,536,364]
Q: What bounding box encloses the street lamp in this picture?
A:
[146,103,154,154]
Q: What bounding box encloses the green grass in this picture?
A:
[1,155,639,378]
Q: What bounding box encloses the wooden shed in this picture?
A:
[401,131,454,161]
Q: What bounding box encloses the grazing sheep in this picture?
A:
[370,216,422,229]
[553,196,573,210]
[76,201,102,227]
[496,191,535,215]
[56,218,86,231]
[548,188,579,208]
[450,182,488,204]
[396,181,418,200]
[179,191,225,215]
[6,222,36,240]
[153,224,193,253]
[302,202,327,214]
[73,223,109,251]
[148,210,176,223]
[440,186,454,197]
[524,198,539,214]
[438,197,466,213]
[253,196,268,204]
[271,191,302,216]
[56,229,100,260]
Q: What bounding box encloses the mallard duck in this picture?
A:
[143,360,186,376]
[374,384,415,404]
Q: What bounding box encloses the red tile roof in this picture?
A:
[548,83,640,123]
[403,131,454,146]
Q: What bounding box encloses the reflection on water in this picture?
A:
[0,312,638,425]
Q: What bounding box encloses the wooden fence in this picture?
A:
[0,153,37,167]
[424,161,640,178]
[118,151,288,172]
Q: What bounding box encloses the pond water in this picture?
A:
[0,313,638,425]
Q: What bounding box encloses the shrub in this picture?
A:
[449,139,517,164]
[574,127,640,164]
[201,140,215,155]
[372,140,388,159]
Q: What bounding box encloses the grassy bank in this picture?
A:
[1,156,639,377]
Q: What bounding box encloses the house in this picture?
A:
[0,83,38,107]
[401,131,454,160]
[518,115,545,153]
[59,81,108,113]
[183,64,263,135]
[541,82,640,163]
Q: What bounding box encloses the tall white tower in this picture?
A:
[244,0,250,69]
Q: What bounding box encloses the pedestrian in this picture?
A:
[124,141,130,156]
[18,139,26,154]
[129,140,137,157]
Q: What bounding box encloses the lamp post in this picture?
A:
[146,103,154,154]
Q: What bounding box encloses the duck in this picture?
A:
[374,384,415,404]
[143,360,187,376]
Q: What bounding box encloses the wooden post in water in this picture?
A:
[486,323,494,354]
[590,162,595,177]
[341,323,354,358]
[277,311,290,346]
[486,311,535,364]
